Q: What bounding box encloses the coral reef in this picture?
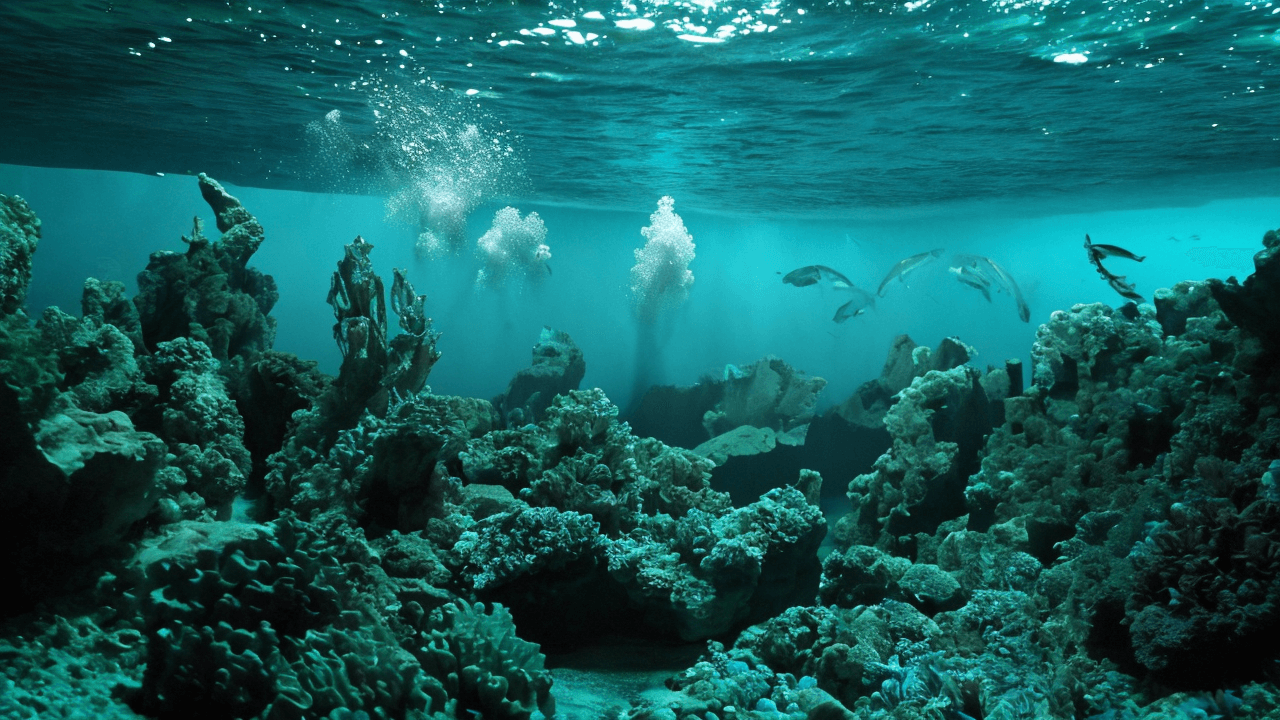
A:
[1207,224,1280,349]
[0,193,40,315]
[133,173,278,366]
[493,326,586,427]
[455,389,827,644]
[614,225,1280,720]
[5,174,1280,720]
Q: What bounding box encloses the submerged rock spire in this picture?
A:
[134,173,278,364]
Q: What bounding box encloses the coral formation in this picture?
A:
[5,174,1280,720]
[0,192,40,315]
[127,515,555,720]
[134,173,278,366]
[842,362,997,550]
[1207,223,1280,349]
[456,389,827,643]
[630,355,827,449]
[492,326,586,427]
[327,235,441,417]
[265,235,443,519]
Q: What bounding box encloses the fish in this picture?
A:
[833,289,876,323]
[781,264,855,290]
[1085,234,1145,302]
[949,264,992,302]
[833,302,867,323]
[1089,244,1146,262]
[834,297,875,322]
[952,254,1030,322]
[781,263,875,321]
[1085,234,1145,262]
[1106,274,1144,301]
[877,248,945,297]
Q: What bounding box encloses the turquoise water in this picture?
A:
[1,164,1274,409]
[3,1,1280,718]
[0,0,1277,212]
[2,0,1277,405]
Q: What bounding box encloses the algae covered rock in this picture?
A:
[1207,223,1280,349]
[0,394,166,607]
[134,174,278,365]
[843,363,994,550]
[702,355,827,443]
[131,514,555,720]
[692,423,779,466]
[0,192,40,316]
[629,355,826,448]
[492,326,586,427]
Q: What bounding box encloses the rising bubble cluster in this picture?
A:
[629,196,696,323]
[307,79,527,257]
[475,206,551,288]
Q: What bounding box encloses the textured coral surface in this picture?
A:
[3,182,1279,720]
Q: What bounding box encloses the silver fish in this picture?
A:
[1085,235,1146,262]
[833,287,876,323]
[950,264,992,302]
[877,248,945,297]
[781,264,856,290]
[1085,234,1145,302]
[1106,274,1144,301]
[953,254,1030,323]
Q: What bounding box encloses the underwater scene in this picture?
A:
[2,0,1280,719]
